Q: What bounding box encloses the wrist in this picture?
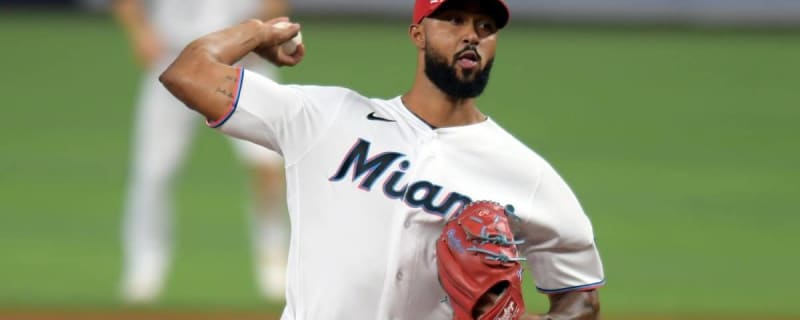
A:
[243,19,268,48]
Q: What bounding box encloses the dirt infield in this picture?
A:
[0,312,796,320]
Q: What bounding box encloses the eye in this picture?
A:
[477,20,497,34]
[448,16,465,25]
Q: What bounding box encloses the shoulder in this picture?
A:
[288,85,397,115]
[485,120,549,171]
[286,84,364,103]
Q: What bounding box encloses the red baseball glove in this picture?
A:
[437,201,526,320]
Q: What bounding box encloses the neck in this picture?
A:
[402,72,486,128]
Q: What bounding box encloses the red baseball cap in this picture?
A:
[413,0,510,29]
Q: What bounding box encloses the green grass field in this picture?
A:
[1,11,799,318]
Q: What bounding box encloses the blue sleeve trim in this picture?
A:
[209,67,245,128]
[536,279,606,294]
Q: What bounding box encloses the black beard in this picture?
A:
[424,47,494,99]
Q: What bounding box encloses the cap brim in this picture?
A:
[428,0,510,29]
[486,0,510,29]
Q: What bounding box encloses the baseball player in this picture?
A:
[114,0,290,303]
[159,0,605,318]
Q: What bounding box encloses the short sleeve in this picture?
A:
[516,161,605,294]
[214,68,349,164]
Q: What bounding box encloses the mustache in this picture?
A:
[453,45,482,62]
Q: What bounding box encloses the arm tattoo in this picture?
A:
[214,74,239,100]
[215,87,234,99]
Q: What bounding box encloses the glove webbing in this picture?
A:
[463,216,527,263]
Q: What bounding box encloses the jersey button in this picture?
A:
[396,270,404,281]
[403,220,411,228]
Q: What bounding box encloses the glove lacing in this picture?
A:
[458,201,527,263]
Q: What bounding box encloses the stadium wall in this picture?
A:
[4,0,800,26]
[290,0,800,26]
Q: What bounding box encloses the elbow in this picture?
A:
[158,50,193,94]
[158,64,185,96]
[158,61,201,113]
[158,40,208,96]
[157,59,203,115]
[158,67,177,92]
[158,64,195,108]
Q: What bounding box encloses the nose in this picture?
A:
[461,25,480,46]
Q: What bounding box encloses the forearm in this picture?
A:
[159,18,303,122]
[186,20,266,65]
[525,290,600,320]
[159,20,265,121]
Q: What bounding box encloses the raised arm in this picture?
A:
[158,18,304,122]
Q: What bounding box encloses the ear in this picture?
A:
[409,23,426,49]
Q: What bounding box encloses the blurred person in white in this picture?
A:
[114,0,290,303]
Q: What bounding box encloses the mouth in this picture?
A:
[456,50,480,70]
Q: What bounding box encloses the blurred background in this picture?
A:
[1,0,798,319]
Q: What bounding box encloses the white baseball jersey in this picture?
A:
[213,68,605,319]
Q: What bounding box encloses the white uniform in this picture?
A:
[210,68,605,319]
[123,0,285,302]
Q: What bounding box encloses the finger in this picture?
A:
[276,43,305,66]
[264,16,290,25]
[290,43,306,61]
[268,23,301,46]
